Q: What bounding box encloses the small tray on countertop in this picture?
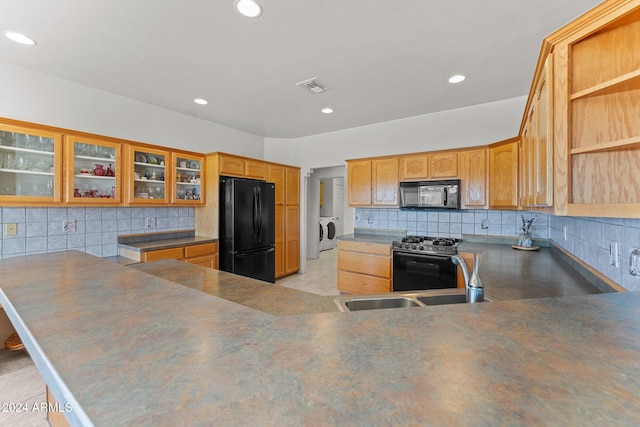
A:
[512,245,541,251]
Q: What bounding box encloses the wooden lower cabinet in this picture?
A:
[125,242,218,268]
[337,240,391,294]
[184,243,218,269]
[140,247,184,262]
[46,387,70,427]
[285,205,300,275]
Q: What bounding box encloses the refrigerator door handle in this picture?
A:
[257,186,263,241]
[235,246,275,258]
[253,186,259,241]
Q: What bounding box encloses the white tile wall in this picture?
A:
[550,216,640,292]
[0,206,195,259]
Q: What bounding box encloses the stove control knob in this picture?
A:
[418,245,424,251]
[403,243,410,249]
[411,244,417,250]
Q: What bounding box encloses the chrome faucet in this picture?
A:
[451,253,484,303]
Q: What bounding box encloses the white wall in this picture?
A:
[0,62,264,157]
[269,96,527,173]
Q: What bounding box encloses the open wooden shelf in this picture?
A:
[571,69,640,100]
[570,135,640,154]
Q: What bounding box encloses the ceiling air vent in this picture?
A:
[296,77,328,94]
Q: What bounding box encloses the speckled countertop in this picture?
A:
[1,251,639,426]
[117,235,216,252]
[131,260,337,316]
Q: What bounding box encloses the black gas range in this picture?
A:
[392,235,460,291]
[392,235,460,256]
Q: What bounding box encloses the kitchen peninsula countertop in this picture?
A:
[340,232,606,299]
[130,260,337,316]
[1,251,639,426]
[117,230,216,253]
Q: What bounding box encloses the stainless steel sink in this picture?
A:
[345,297,420,311]
[334,289,491,312]
[417,293,468,306]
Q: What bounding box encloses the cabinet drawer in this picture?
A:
[185,242,217,258]
[185,255,216,269]
[338,250,390,278]
[338,271,391,294]
[142,247,184,262]
[338,240,390,256]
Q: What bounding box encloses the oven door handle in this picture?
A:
[394,251,452,261]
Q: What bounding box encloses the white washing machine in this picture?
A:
[319,217,337,251]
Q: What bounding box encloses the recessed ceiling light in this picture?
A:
[235,0,262,18]
[448,75,466,84]
[3,31,36,46]
[194,98,209,105]
[321,108,334,114]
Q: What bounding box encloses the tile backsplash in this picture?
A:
[0,207,195,259]
[355,208,548,241]
[355,207,640,292]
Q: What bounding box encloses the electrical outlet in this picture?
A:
[5,223,17,236]
[63,221,76,232]
[563,226,567,241]
[146,217,156,228]
[609,241,618,268]
[630,248,640,277]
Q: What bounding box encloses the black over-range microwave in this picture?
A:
[399,179,460,209]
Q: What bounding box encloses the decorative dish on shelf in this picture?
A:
[189,161,199,169]
[147,156,158,165]
[135,154,147,163]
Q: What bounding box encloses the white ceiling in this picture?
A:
[0,0,603,139]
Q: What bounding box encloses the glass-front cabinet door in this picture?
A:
[0,122,63,203]
[171,153,204,205]
[65,135,122,204]
[127,145,170,204]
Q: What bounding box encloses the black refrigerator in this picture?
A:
[219,177,276,283]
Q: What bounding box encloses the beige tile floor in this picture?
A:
[0,249,339,427]
[277,248,340,296]
[0,348,48,427]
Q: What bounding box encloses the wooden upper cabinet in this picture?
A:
[218,154,266,179]
[460,148,487,208]
[567,5,640,213]
[371,158,399,206]
[171,152,204,205]
[400,151,459,180]
[267,164,285,205]
[400,153,428,181]
[218,155,245,177]
[519,53,553,209]
[429,152,459,178]
[65,134,121,204]
[285,167,300,205]
[489,138,519,209]
[347,157,398,206]
[126,145,171,205]
[245,159,265,179]
[0,120,63,205]
[347,159,372,206]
